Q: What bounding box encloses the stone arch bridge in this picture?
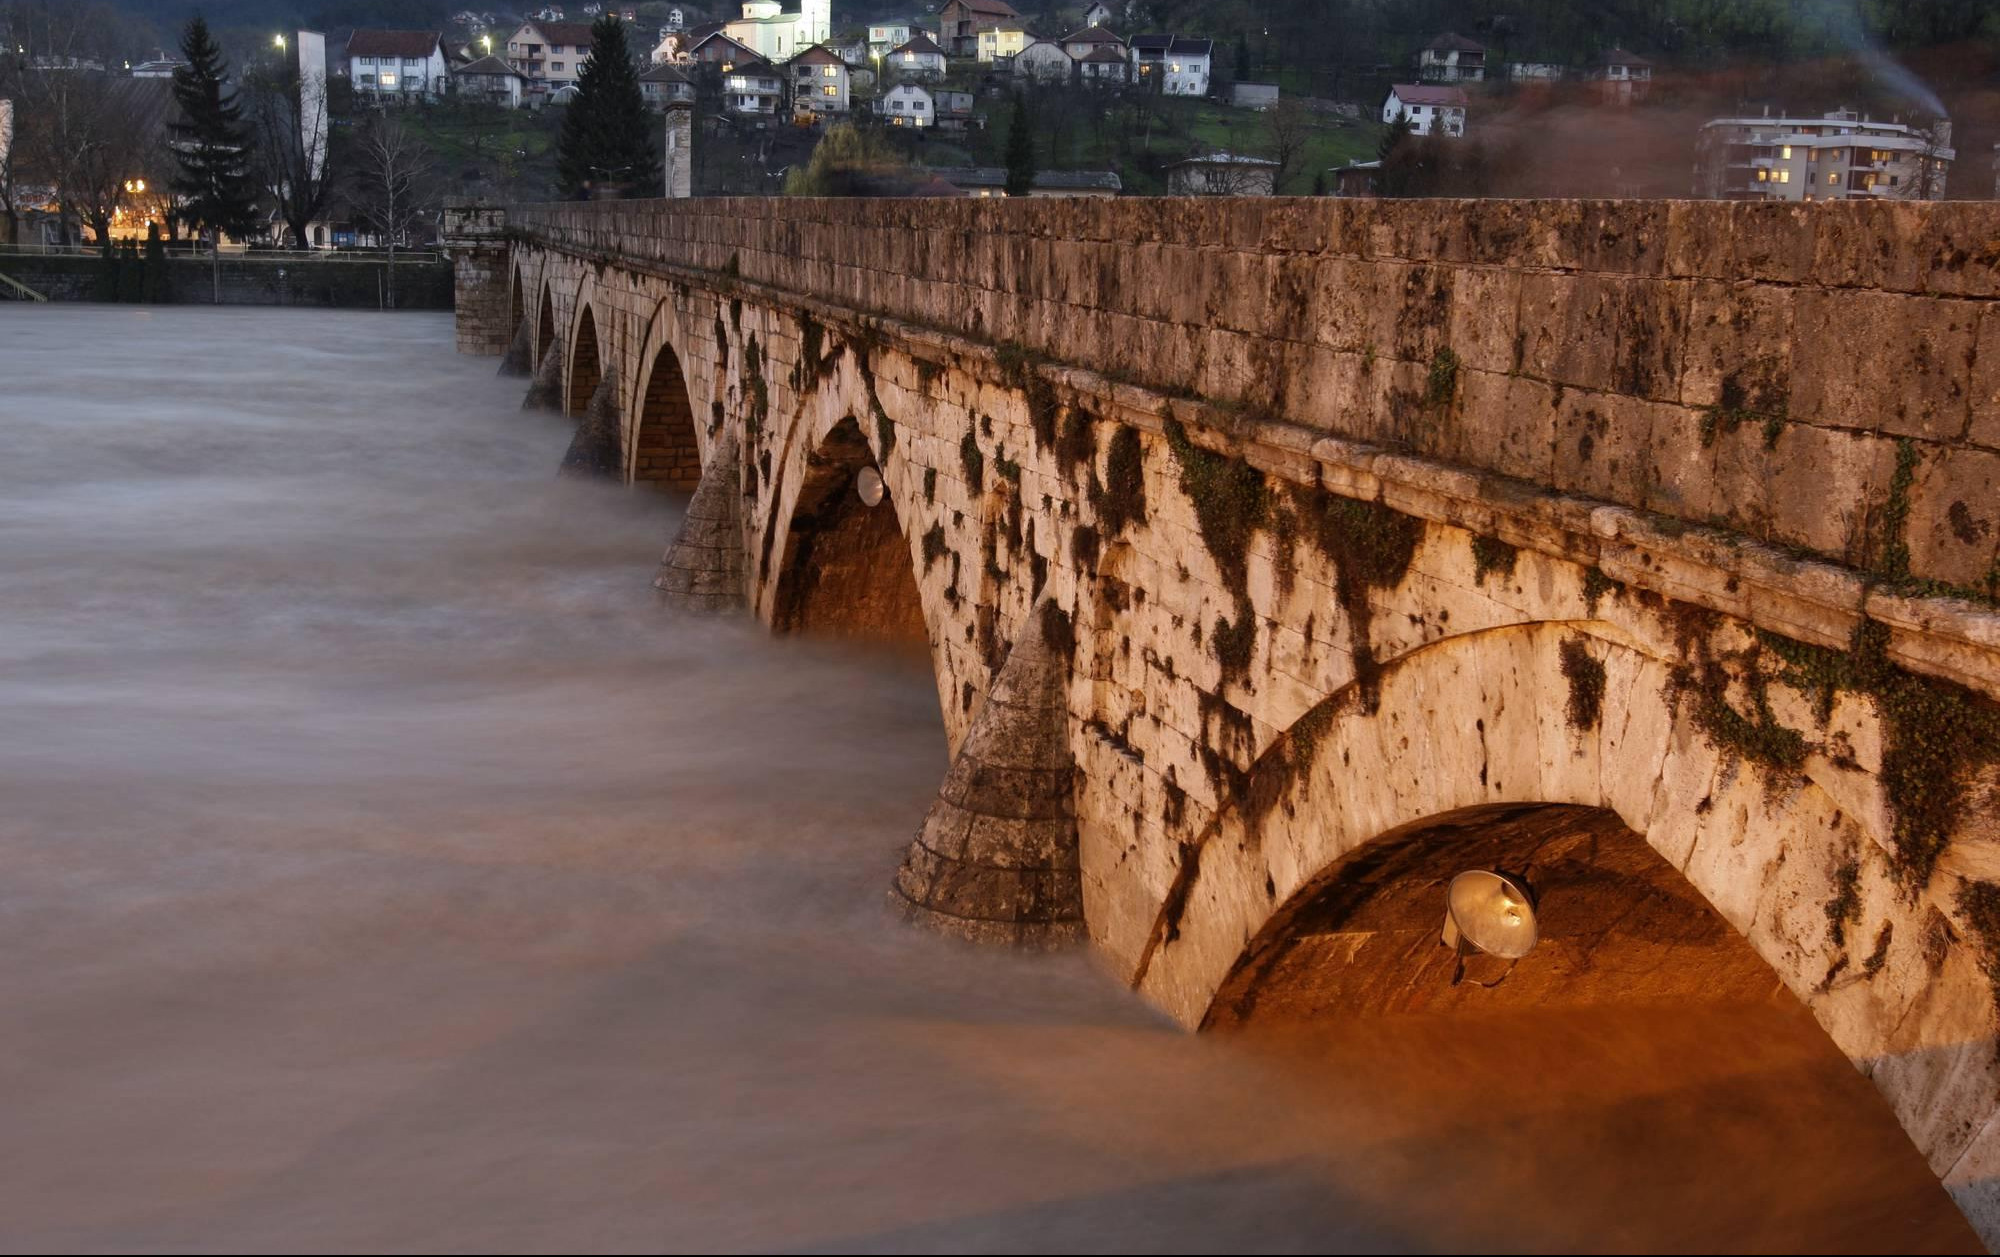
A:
[446,197,2000,1237]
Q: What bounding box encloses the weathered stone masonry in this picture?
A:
[460,197,2000,1239]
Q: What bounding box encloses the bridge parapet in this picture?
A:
[510,196,2000,596]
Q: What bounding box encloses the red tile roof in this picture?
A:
[347,30,443,59]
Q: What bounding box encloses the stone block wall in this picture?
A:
[509,196,2000,596]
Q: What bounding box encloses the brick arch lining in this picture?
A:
[567,304,602,419]
[632,342,702,491]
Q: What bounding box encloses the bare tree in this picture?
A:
[243,57,332,250]
[346,115,437,307]
[12,70,166,245]
[1263,98,1311,195]
[1894,117,1951,200]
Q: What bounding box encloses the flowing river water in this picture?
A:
[0,306,1979,1253]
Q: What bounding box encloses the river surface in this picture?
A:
[0,306,1978,1253]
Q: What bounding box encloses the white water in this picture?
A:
[0,307,1974,1253]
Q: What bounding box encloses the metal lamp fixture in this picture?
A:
[1441,869,1539,986]
[854,466,885,507]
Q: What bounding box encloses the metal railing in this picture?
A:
[0,270,49,301]
[0,243,444,265]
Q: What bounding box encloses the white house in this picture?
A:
[977,24,1034,63]
[1014,40,1073,83]
[878,82,934,127]
[888,33,947,80]
[724,0,832,63]
[1167,152,1278,195]
[722,57,785,116]
[1591,47,1653,103]
[867,22,916,56]
[1417,32,1485,82]
[1077,45,1126,83]
[502,20,598,98]
[1083,2,1114,26]
[789,44,850,116]
[1061,24,1124,60]
[687,31,762,68]
[639,62,696,108]
[450,53,528,107]
[348,29,449,101]
[1130,34,1209,96]
[1382,83,1468,136]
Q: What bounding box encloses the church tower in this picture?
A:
[800,0,832,46]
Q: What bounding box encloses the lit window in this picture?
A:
[379,72,397,86]
[823,85,836,95]
[825,65,836,76]
[1755,169,1768,182]
[1828,171,1839,184]
[1781,144,1792,158]
[1778,169,1790,183]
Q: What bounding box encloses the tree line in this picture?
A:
[0,11,440,272]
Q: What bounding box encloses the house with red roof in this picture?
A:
[346,30,449,101]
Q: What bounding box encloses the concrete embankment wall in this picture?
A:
[0,253,453,309]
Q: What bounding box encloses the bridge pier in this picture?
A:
[893,601,1085,948]
[654,432,747,613]
[440,205,511,357]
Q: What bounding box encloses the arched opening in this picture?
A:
[567,304,602,419]
[632,341,702,490]
[535,285,556,366]
[771,416,926,648]
[1206,802,1977,1250]
[509,265,525,331]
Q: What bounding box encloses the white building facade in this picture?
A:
[879,82,934,127]
[1695,109,1954,201]
[724,0,832,63]
[1382,83,1467,136]
[347,30,450,101]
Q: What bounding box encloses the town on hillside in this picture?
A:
[0,0,1990,251]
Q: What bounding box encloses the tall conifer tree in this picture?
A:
[169,17,259,240]
[1004,93,1036,197]
[556,17,660,199]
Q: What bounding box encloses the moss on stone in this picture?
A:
[1425,346,1461,410]
[959,426,985,494]
[1164,419,1267,600]
[1825,857,1862,949]
[1559,637,1606,732]
[1288,483,1423,708]
[1055,410,1097,481]
[1471,534,1519,587]
[712,314,729,372]
[923,466,937,504]
[1874,438,1920,581]
[996,452,1022,481]
[1582,566,1624,616]
[921,523,947,569]
[1091,426,1147,537]
[1759,621,2000,887]
[1070,522,1101,571]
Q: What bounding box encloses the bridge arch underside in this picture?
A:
[769,413,926,647]
[1207,801,1977,1249]
[567,302,603,419]
[1135,617,2000,1236]
[534,282,556,366]
[631,341,702,491]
